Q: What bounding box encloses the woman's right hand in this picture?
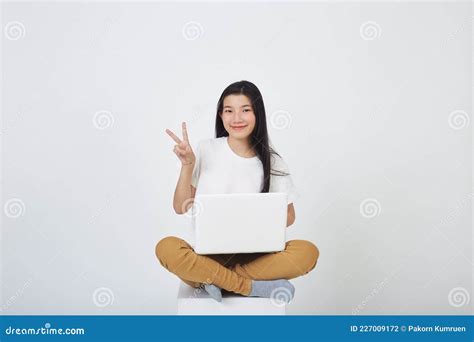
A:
[165,122,196,166]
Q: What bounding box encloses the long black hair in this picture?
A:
[215,80,289,193]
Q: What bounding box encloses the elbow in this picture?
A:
[173,204,184,215]
[173,199,193,215]
[286,215,296,227]
[286,203,296,227]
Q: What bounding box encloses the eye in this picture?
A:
[244,108,251,112]
[224,109,232,113]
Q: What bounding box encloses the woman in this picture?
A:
[156,80,319,302]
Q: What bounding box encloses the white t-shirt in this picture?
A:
[191,136,297,204]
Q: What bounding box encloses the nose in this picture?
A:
[231,111,245,122]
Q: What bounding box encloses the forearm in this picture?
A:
[286,208,295,227]
[286,215,295,227]
[173,163,194,214]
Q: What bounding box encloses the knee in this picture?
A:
[292,240,320,274]
[305,241,320,272]
[155,236,185,268]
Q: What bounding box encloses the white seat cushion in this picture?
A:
[177,282,286,315]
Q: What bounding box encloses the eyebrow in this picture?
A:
[223,104,252,108]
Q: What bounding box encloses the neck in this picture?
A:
[227,135,256,158]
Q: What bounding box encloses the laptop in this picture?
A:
[192,192,287,254]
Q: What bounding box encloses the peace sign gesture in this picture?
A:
[165,122,196,166]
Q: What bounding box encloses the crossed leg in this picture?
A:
[155,236,319,295]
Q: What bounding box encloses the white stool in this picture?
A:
[177,282,286,315]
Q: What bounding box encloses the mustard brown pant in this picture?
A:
[155,236,320,296]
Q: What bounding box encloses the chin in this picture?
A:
[228,130,251,139]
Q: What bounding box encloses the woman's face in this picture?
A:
[220,94,256,140]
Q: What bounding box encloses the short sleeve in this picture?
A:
[269,154,298,205]
[191,141,202,188]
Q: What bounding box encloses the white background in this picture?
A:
[1,1,472,314]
